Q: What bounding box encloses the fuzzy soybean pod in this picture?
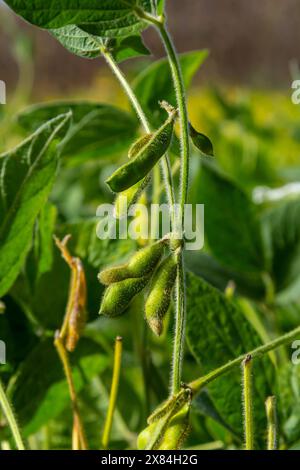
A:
[145,253,178,336]
[114,135,152,219]
[106,109,176,193]
[137,388,192,450]
[157,402,191,450]
[98,240,165,286]
[99,276,149,318]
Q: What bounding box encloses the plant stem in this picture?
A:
[102,337,123,450]
[157,23,191,215]
[54,336,88,450]
[154,22,190,395]
[242,355,254,450]
[172,252,186,394]
[102,50,150,132]
[101,49,175,212]
[265,396,277,450]
[190,324,300,394]
[0,378,25,450]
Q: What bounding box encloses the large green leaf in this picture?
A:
[51,25,103,59]
[186,273,274,447]
[17,102,138,161]
[8,338,109,436]
[108,35,151,63]
[0,113,71,298]
[0,296,37,372]
[5,0,152,37]
[198,160,266,274]
[262,197,300,293]
[185,251,265,301]
[277,363,300,446]
[133,50,209,125]
[11,219,135,329]
[51,25,150,62]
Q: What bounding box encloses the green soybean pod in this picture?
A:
[147,387,191,424]
[157,403,191,450]
[114,135,153,218]
[137,422,158,450]
[138,388,192,450]
[145,254,178,336]
[128,133,153,159]
[98,240,165,286]
[99,276,149,317]
[106,109,176,193]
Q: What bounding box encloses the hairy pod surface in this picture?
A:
[114,135,153,218]
[148,387,191,424]
[145,253,178,336]
[137,388,192,450]
[128,134,153,159]
[99,276,150,317]
[114,180,147,219]
[106,111,176,193]
[98,240,165,286]
[157,402,191,450]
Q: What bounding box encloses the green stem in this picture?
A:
[190,324,300,394]
[0,378,25,450]
[102,337,123,450]
[157,23,191,215]
[265,396,277,450]
[54,336,88,450]
[242,355,254,450]
[101,49,175,213]
[154,22,190,395]
[172,251,186,394]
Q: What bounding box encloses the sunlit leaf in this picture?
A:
[0,113,71,297]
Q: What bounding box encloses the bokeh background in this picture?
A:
[1,0,300,95]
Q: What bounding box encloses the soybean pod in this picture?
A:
[106,109,177,193]
[145,253,178,336]
[157,402,191,450]
[114,134,153,218]
[98,240,166,286]
[100,276,150,318]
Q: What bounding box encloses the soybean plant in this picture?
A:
[2,0,300,452]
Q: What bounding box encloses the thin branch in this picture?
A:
[102,337,123,449]
[0,378,25,450]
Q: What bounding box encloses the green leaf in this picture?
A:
[51,26,151,62]
[11,220,135,329]
[17,102,138,162]
[189,123,214,157]
[5,0,152,37]
[186,273,274,447]
[133,50,209,125]
[198,160,266,274]
[0,296,37,371]
[262,197,300,293]
[35,202,57,279]
[277,363,300,445]
[51,25,103,59]
[8,338,109,436]
[109,35,151,63]
[0,113,71,298]
[184,251,265,301]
